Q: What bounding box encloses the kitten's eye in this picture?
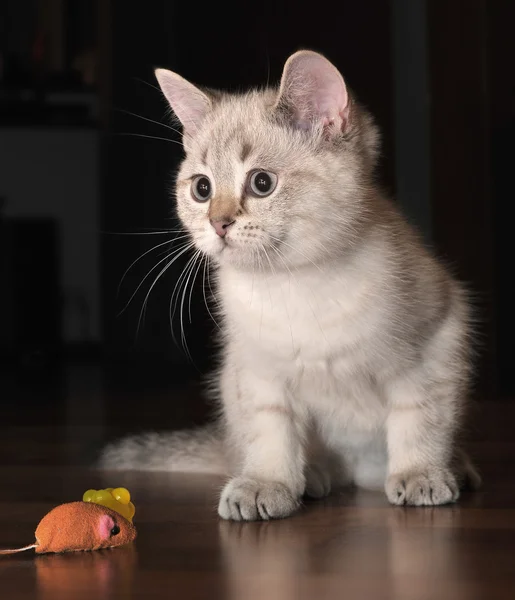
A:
[191,175,212,202]
[247,170,277,197]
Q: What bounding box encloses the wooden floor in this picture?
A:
[1,364,515,599]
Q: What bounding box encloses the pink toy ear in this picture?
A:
[155,68,212,138]
[98,514,116,541]
[276,50,350,135]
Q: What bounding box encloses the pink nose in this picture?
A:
[210,218,235,237]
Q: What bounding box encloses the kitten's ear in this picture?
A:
[155,68,211,137]
[276,51,350,135]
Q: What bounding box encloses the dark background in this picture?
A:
[0,0,513,425]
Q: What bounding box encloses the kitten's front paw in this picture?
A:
[386,468,459,506]
[218,478,300,521]
[304,464,331,499]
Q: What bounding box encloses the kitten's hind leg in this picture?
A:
[303,437,333,499]
[384,305,471,507]
[304,462,332,499]
[303,444,356,499]
[454,448,482,491]
[384,375,462,507]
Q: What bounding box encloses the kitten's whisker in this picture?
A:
[179,249,203,363]
[269,243,293,294]
[249,248,256,307]
[202,257,222,331]
[115,132,184,147]
[118,241,194,316]
[170,250,198,323]
[135,235,197,337]
[169,249,200,348]
[268,234,324,272]
[206,257,222,311]
[261,246,274,308]
[103,230,189,236]
[135,245,192,338]
[117,235,191,299]
[255,248,266,341]
[188,251,205,324]
[116,108,184,137]
[133,76,162,94]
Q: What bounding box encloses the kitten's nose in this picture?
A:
[210,218,235,237]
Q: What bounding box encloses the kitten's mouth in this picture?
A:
[216,236,231,253]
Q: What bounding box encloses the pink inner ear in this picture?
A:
[278,51,349,132]
[155,69,211,137]
[98,514,115,540]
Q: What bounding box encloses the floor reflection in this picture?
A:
[218,503,475,600]
[35,545,137,600]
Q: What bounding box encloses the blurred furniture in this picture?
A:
[0,217,60,363]
[0,128,100,345]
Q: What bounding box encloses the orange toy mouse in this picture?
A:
[0,488,137,555]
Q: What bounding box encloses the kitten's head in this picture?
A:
[156,51,380,271]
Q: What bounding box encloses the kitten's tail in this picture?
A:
[97,423,228,475]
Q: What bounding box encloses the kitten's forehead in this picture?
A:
[205,124,251,164]
[205,105,264,157]
[191,126,250,188]
[183,89,319,181]
[191,91,280,167]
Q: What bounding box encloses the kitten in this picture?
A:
[100,50,480,520]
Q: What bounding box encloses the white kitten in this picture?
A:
[100,51,480,520]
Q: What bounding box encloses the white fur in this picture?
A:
[100,51,479,519]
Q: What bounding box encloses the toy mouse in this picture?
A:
[0,487,137,555]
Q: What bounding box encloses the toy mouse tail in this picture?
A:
[0,544,38,555]
[98,422,228,474]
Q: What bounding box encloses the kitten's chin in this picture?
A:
[197,235,276,271]
[202,241,258,271]
[214,246,254,270]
